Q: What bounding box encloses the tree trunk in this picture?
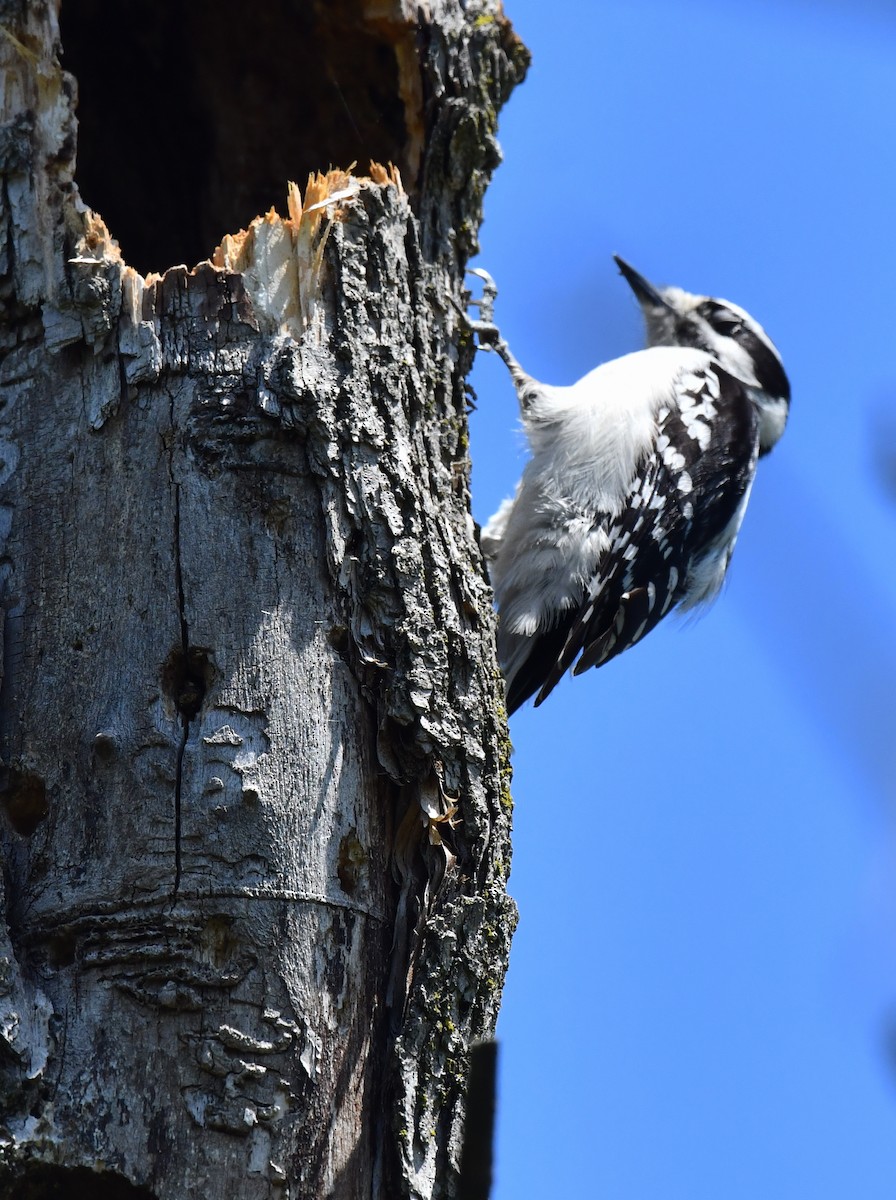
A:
[0,3,528,1197]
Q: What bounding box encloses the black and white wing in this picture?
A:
[505,364,760,713]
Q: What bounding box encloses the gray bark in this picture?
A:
[0,2,527,1197]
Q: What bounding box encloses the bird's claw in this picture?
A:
[456,267,502,351]
[466,267,499,325]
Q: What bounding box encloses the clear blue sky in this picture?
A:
[469,3,896,1197]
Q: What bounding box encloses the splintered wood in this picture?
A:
[69,165,403,337]
[213,164,404,338]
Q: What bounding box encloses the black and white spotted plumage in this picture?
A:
[473,257,790,714]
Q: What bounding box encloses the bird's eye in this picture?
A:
[697,301,745,337]
[712,315,743,336]
[714,319,743,338]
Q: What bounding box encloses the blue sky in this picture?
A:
[469,2,896,1196]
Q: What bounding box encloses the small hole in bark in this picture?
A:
[161,647,214,721]
[328,624,350,653]
[60,0,410,275]
[92,730,117,761]
[337,829,366,895]
[0,767,49,837]
[0,1164,158,1199]
[47,930,78,968]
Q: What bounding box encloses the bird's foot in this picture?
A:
[466,267,499,326]
[456,267,506,355]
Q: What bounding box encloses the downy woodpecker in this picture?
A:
[471,257,790,714]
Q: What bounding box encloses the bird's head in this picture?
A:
[614,255,790,454]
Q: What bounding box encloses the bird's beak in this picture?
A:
[613,256,674,311]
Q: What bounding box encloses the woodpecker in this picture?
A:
[470,257,790,714]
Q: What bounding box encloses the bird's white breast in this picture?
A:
[488,345,720,637]
[524,345,716,514]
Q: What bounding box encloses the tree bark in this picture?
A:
[0,3,528,1197]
